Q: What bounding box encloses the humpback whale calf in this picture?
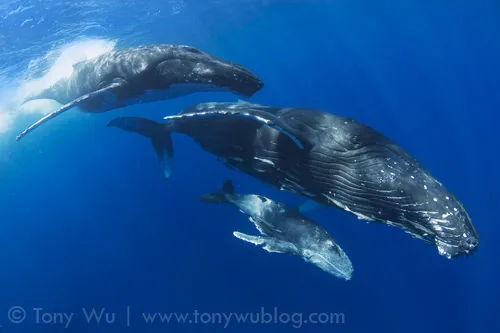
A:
[16,44,263,141]
[199,180,353,280]
[108,101,479,259]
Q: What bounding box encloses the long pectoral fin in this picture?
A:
[233,231,298,254]
[16,82,122,141]
[248,216,282,235]
[164,109,305,150]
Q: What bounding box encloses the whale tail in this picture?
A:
[198,180,235,204]
[22,91,48,105]
[107,117,174,181]
[21,88,57,105]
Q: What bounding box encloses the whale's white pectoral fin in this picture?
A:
[233,231,266,246]
[233,231,298,254]
[16,82,122,141]
[248,216,282,235]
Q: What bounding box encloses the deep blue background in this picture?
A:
[1,1,499,332]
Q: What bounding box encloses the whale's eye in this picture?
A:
[303,249,313,258]
[257,196,268,203]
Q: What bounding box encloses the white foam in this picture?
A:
[0,113,13,133]
[0,38,116,135]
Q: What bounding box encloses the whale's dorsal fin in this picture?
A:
[163,109,306,150]
[233,231,298,254]
[16,82,122,141]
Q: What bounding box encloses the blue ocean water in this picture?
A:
[0,0,499,332]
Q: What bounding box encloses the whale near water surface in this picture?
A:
[16,44,263,141]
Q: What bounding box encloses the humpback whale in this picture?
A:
[16,44,263,141]
[108,101,479,259]
[199,180,353,280]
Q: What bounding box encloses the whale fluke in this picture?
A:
[21,88,56,105]
[107,117,173,181]
[198,180,235,204]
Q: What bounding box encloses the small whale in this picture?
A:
[199,180,353,280]
[108,101,479,259]
[16,44,263,141]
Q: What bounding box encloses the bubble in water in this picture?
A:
[170,0,185,15]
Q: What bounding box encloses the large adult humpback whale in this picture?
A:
[16,44,263,141]
[108,101,479,259]
[199,180,353,280]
